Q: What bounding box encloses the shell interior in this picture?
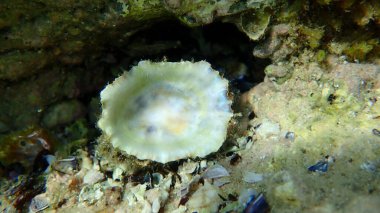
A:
[98,60,232,163]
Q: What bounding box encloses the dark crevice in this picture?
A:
[95,20,267,93]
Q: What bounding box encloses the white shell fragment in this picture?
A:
[186,181,223,212]
[98,61,233,163]
[213,178,231,187]
[29,194,49,213]
[83,169,105,185]
[202,164,230,179]
[243,171,264,183]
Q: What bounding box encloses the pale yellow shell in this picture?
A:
[98,60,232,163]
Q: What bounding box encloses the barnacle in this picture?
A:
[98,60,232,163]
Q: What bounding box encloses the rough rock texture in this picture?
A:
[238,52,380,212]
[0,0,278,131]
[1,0,380,212]
[1,0,379,131]
[0,0,166,131]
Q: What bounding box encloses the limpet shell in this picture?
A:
[98,61,232,163]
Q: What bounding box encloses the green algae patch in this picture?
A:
[117,0,167,24]
[315,49,326,62]
[298,26,325,49]
[239,10,271,41]
[277,0,303,22]
[264,64,293,84]
[343,39,379,61]
[0,50,53,81]
[0,0,168,81]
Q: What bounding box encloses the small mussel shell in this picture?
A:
[373,128,380,137]
[52,156,79,174]
[308,161,328,173]
[151,172,163,185]
[244,194,270,213]
[284,131,295,141]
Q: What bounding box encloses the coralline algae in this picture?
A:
[98,60,232,163]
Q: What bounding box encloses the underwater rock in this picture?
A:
[264,64,293,84]
[98,60,232,163]
[41,99,85,128]
[0,67,108,131]
[186,180,223,212]
[0,0,277,132]
[96,136,150,176]
[252,24,292,61]
[255,119,281,140]
[78,183,104,204]
[2,174,46,211]
[360,160,380,173]
[238,49,380,212]
[238,10,271,41]
[266,171,306,209]
[1,1,380,212]
[52,156,79,175]
[83,169,105,185]
[103,186,123,206]
[326,58,380,98]
[163,0,274,26]
[0,0,168,81]
[343,195,380,213]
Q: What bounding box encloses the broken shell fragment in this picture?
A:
[308,161,328,173]
[52,156,79,174]
[186,180,223,212]
[202,164,230,179]
[29,194,49,213]
[243,171,264,183]
[373,128,380,137]
[98,61,233,163]
[243,193,270,213]
[83,169,105,185]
